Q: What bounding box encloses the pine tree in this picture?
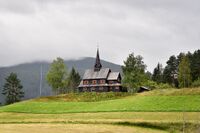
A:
[152,63,163,83]
[2,73,24,104]
[163,55,178,86]
[67,67,81,93]
[178,55,191,88]
[190,50,200,81]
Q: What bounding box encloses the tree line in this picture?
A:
[152,50,200,88]
[122,49,200,91]
[2,49,200,104]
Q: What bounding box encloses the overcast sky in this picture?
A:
[0,0,199,72]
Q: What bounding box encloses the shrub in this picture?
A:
[143,80,171,90]
[143,80,158,89]
[157,83,171,89]
[192,78,200,87]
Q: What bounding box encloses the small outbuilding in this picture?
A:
[137,86,151,93]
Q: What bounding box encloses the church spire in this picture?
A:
[94,48,102,71]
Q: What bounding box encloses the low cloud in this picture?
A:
[0,0,199,72]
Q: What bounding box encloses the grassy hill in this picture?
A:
[0,88,200,114]
[0,88,200,133]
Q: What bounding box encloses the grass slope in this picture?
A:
[0,88,200,133]
[0,88,200,113]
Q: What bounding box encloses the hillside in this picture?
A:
[0,88,200,133]
[0,57,122,104]
[0,88,200,113]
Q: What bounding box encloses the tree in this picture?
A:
[189,50,200,81]
[163,55,178,87]
[145,71,152,80]
[67,67,81,93]
[46,57,68,94]
[178,55,191,88]
[152,63,163,84]
[122,53,147,92]
[2,73,24,104]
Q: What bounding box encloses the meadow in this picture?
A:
[0,88,200,133]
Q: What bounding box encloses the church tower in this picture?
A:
[94,48,102,71]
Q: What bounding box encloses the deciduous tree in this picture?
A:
[46,57,68,94]
[178,55,191,87]
[122,53,147,92]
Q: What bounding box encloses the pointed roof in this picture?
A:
[94,48,102,71]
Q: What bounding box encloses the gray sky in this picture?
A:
[0,0,199,72]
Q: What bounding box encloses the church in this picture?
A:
[78,49,122,92]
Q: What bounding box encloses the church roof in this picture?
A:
[82,68,110,80]
[107,72,120,80]
[94,48,102,71]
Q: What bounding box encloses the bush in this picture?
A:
[143,80,171,90]
[143,80,158,89]
[192,78,200,87]
[157,83,171,89]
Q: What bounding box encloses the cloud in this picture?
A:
[0,0,199,72]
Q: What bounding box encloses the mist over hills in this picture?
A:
[0,57,122,104]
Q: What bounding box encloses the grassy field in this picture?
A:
[0,112,199,133]
[0,89,200,113]
[0,124,168,133]
[0,88,200,132]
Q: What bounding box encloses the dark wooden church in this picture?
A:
[78,49,122,92]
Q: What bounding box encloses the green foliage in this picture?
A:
[122,53,147,92]
[145,71,152,80]
[152,63,163,83]
[46,57,68,94]
[2,73,24,105]
[67,67,81,93]
[162,50,200,88]
[143,80,158,89]
[178,55,192,88]
[157,83,171,89]
[143,80,171,90]
[192,78,200,87]
[189,50,200,81]
[163,55,178,87]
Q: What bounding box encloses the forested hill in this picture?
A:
[0,57,122,104]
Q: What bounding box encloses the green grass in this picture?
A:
[0,88,200,132]
[0,88,200,113]
[1,112,199,123]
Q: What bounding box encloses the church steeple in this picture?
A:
[94,48,102,71]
